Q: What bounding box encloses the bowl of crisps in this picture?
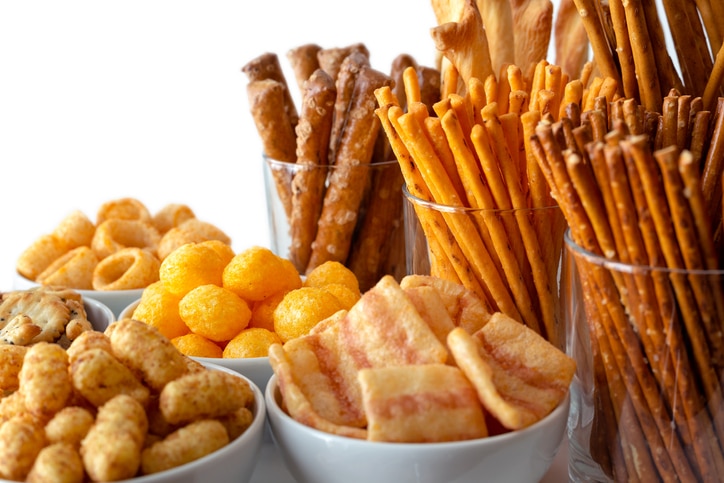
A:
[0,317,266,483]
[266,373,569,483]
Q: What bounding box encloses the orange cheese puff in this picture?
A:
[159,242,226,297]
[273,287,345,342]
[223,246,302,302]
[80,394,148,482]
[304,260,361,296]
[132,284,188,340]
[223,328,282,358]
[171,333,223,358]
[248,292,285,332]
[179,285,251,342]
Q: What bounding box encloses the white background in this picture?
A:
[0,0,440,290]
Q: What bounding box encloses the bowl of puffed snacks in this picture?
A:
[120,242,363,393]
[0,317,266,483]
[265,274,575,483]
[13,197,232,318]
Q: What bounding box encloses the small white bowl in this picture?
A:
[120,299,274,393]
[83,296,116,332]
[14,272,143,319]
[265,374,569,483]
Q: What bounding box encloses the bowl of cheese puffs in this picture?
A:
[0,318,266,483]
[120,244,364,394]
[264,274,575,483]
[13,197,232,318]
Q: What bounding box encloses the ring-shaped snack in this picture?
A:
[92,247,160,291]
[152,203,196,234]
[16,234,70,281]
[52,210,96,249]
[157,219,231,261]
[96,197,152,225]
[91,219,161,259]
[36,246,100,290]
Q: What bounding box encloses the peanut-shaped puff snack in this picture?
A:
[159,369,254,425]
[108,318,189,391]
[0,416,46,481]
[19,342,72,420]
[26,442,84,483]
[80,394,148,482]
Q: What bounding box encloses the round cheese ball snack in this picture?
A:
[36,246,99,290]
[179,285,251,342]
[223,246,302,302]
[92,247,160,291]
[159,242,226,297]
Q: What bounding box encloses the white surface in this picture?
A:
[0,0,440,291]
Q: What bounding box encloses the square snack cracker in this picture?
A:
[269,275,448,435]
[359,364,487,442]
[448,312,575,429]
[401,274,491,334]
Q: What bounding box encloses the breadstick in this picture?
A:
[605,0,638,100]
[703,43,724,112]
[389,54,417,112]
[288,69,337,272]
[328,50,371,165]
[247,79,297,219]
[317,43,369,81]
[307,67,392,272]
[286,44,322,92]
[702,98,724,223]
[620,0,661,111]
[417,65,442,114]
[242,52,299,127]
[571,0,621,89]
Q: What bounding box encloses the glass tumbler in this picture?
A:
[563,230,724,482]
[263,155,406,292]
[403,184,567,347]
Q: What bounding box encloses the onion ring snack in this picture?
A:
[91,219,161,259]
[96,197,152,225]
[92,247,160,291]
[51,210,96,249]
[152,203,196,234]
[16,234,69,281]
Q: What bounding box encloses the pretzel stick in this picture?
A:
[702,98,724,223]
[375,91,491,306]
[661,95,679,148]
[328,51,371,166]
[620,0,663,111]
[694,0,722,55]
[288,69,336,272]
[571,0,621,89]
[676,95,692,151]
[307,67,391,271]
[286,44,322,92]
[703,44,724,112]
[395,109,520,318]
[317,43,369,81]
[442,111,541,334]
[242,52,299,128]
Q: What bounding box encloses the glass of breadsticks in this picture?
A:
[533,89,724,481]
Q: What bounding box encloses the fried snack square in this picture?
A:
[359,364,487,442]
[268,275,449,434]
[448,313,575,429]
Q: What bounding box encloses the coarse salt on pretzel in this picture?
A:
[91,219,161,259]
[92,247,160,291]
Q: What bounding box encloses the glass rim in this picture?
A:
[263,153,399,169]
[564,228,724,276]
[402,183,560,215]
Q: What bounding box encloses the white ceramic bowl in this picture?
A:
[83,296,116,332]
[120,299,274,393]
[14,272,143,319]
[265,374,569,483]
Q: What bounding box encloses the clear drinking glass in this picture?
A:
[263,155,406,292]
[403,184,567,347]
[563,229,724,482]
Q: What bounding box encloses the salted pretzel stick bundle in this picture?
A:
[528,95,724,479]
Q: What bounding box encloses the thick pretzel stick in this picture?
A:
[688,110,712,165]
[286,44,322,92]
[242,52,299,128]
[317,43,369,82]
[247,79,297,219]
[328,51,371,166]
[621,0,661,111]
[703,45,724,112]
[288,69,337,272]
[307,67,392,272]
[695,0,723,55]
